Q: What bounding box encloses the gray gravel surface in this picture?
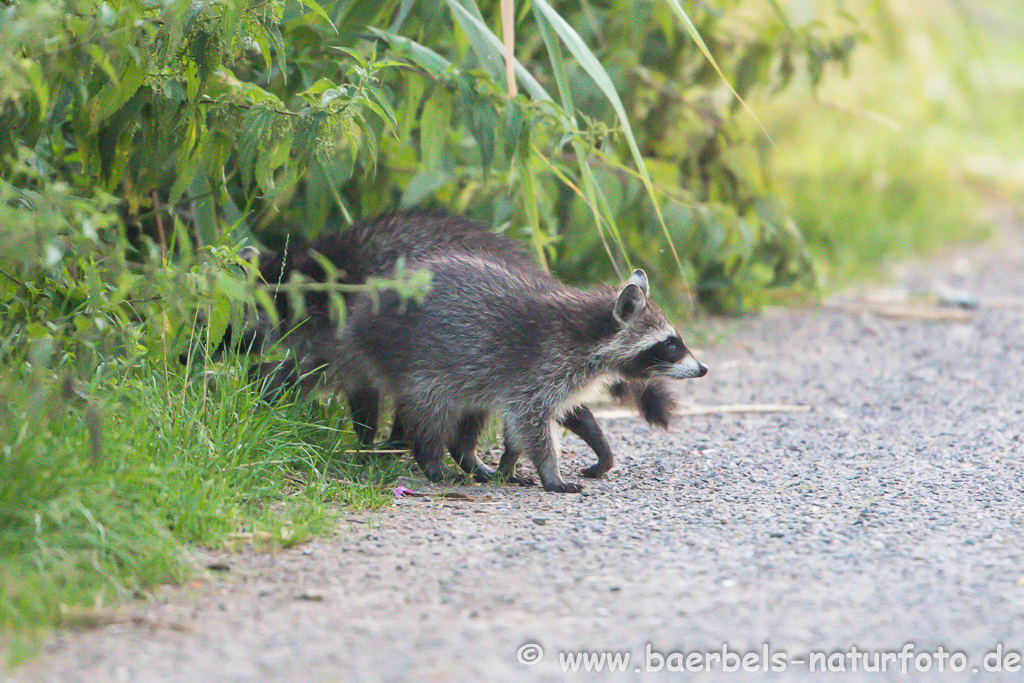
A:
[7,216,1024,682]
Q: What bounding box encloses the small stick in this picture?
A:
[826,302,973,323]
[338,448,407,454]
[674,403,812,416]
[979,296,1024,310]
[592,403,812,419]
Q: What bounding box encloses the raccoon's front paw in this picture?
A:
[543,482,583,493]
[470,464,497,483]
[580,463,610,479]
[508,474,536,487]
[496,467,536,486]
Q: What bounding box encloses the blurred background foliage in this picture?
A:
[4,0,1019,336]
[2,0,1023,631]
[770,0,1023,286]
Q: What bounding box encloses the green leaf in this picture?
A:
[332,0,391,32]
[389,0,417,31]
[444,0,554,103]
[293,109,328,164]
[765,0,797,35]
[170,124,215,204]
[297,78,339,104]
[252,24,273,72]
[265,20,289,82]
[23,60,50,123]
[419,87,452,171]
[446,0,504,81]
[397,73,426,143]
[206,293,231,349]
[255,145,277,195]
[296,0,338,33]
[363,86,399,130]
[503,99,524,159]
[239,105,275,190]
[189,175,220,246]
[469,98,497,168]
[285,272,308,322]
[92,58,146,124]
[735,44,770,100]
[400,169,452,209]
[87,45,120,86]
[367,28,454,80]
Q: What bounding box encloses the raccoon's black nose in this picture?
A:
[696,362,708,377]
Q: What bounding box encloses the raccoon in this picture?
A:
[332,254,707,492]
[249,211,679,479]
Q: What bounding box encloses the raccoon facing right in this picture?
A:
[334,254,707,493]
[250,211,678,479]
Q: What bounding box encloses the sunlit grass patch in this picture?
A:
[0,357,402,637]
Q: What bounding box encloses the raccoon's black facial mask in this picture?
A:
[621,335,687,376]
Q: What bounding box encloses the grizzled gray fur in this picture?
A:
[331,253,707,493]
[248,212,682,479]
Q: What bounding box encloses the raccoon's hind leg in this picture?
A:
[398,406,457,483]
[447,412,496,483]
[346,384,379,448]
[385,413,410,448]
[496,434,536,486]
[504,413,582,493]
[410,434,452,483]
[559,406,615,479]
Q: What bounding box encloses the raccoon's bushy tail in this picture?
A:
[609,379,677,429]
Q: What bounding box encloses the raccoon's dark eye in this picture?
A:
[655,336,684,364]
[620,335,685,377]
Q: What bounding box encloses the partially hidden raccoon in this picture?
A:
[325,253,707,492]
[250,211,679,479]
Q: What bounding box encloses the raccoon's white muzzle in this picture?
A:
[667,353,708,380]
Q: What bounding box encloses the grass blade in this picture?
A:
[443,0,554,103]
[446,0,504,81]
[534,8,626,276]
[531,0,691,305]
[367,28,455,79]
[662,0,774,145]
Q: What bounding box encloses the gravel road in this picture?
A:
[8,214,1024,682]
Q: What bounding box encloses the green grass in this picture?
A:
[759,0,1022,291]
[780,140,989,286]
[0,356,405,639]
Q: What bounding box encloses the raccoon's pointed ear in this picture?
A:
[614,283,647,324]
[626,269,649,296]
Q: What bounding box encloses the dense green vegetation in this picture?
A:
[1,0,1020,636]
